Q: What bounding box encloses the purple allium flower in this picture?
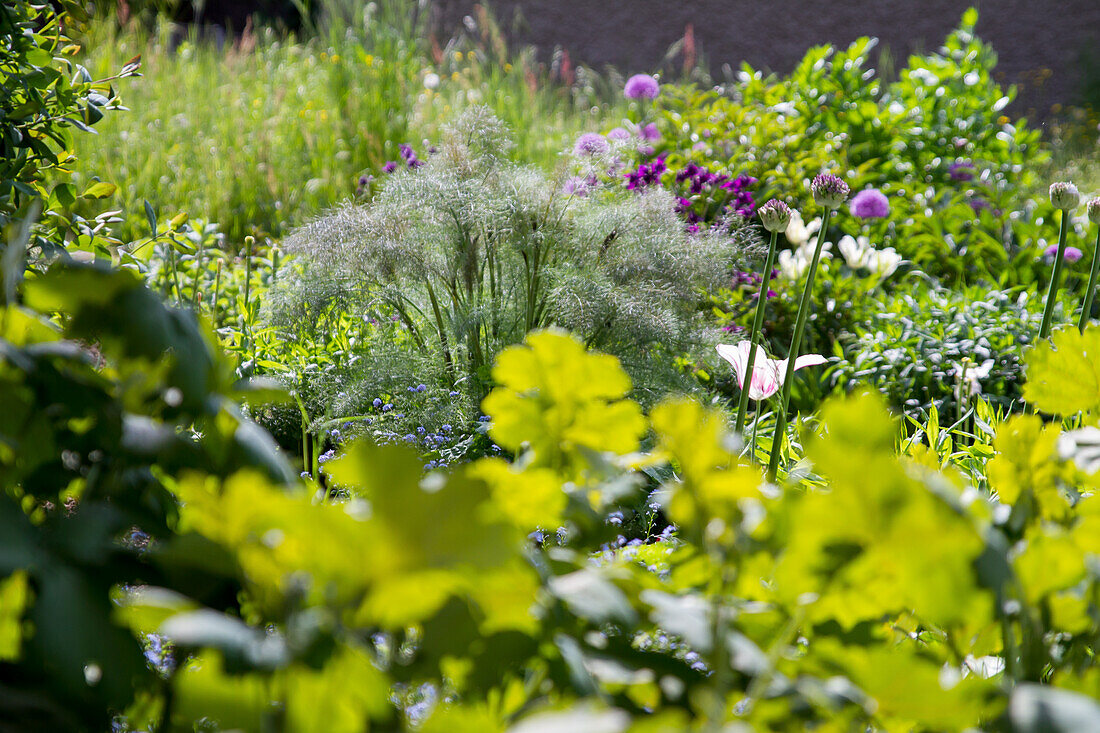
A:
[1044,244,1084,263]
[850,188,890,219]
[759,199,793,232]
[640,123,661,142]
[948,160,975,182]
[607,127,631,141]
[811,173,850,209]
[624,73,660,99]
[382,161,398,173]
[574,132,610,156]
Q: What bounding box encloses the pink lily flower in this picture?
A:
[716,342,827,400]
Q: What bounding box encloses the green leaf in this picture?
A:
[0,571,29,661]
[144,199,157,235]
[482,330,645,472]
[1024,328,1100,416]
[52,182,76,208]
[80,181,116,199]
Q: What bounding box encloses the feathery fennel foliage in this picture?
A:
[271,108,755,415]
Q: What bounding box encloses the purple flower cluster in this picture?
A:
[399,143,424,168]
[625,157,666,190]
[671,164,757,231]
[731,269,778,298]
[381,143,425,174]
[724,174,757,218]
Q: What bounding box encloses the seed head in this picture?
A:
[811,174,849,209]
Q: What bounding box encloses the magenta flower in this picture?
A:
[624,74,660,99]
[1044,244,1084,263]
[574,132,610,156]
[716,341,827,400]
[850,189,890,219]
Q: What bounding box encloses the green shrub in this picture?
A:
[0,0,136,265]
[652,8,1047,286]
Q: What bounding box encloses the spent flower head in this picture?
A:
[1049,181,1080,210]
[758,199,793,233]
[811,174,850,209]
[624,74,660,99]
[850,188,890,219]
[1087,197,1100,224]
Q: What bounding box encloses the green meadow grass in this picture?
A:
[71,9,631,243]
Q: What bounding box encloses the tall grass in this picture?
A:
[71,3,630,241]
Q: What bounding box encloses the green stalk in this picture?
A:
[211,258,223,325]
[425,281,456,383]
[1039,209,1070,340]
[1079,228,1100,333]
[766,207,834,481]
[191,239,205,310]
[735,230,779,434]
[242,235,254,320]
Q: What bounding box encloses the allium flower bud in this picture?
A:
[758,199,793,232]
[1049,181,1080,210]
[1087,197,1100,224]
[811,174,850,209]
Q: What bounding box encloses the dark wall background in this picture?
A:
[433,0,1100,119]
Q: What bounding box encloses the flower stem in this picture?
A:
[735,230,779,434]
[766,207,834,481]
[1039,209,1070,340]
[1079,228,1100,333]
